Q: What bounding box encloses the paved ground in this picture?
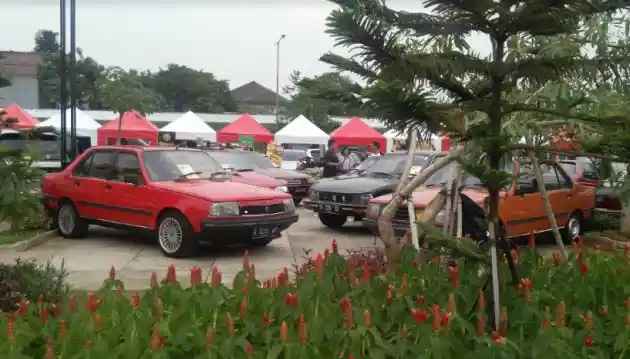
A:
[0,208,383,290]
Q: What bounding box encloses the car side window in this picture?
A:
[72,152,94,177]
[516,164,538,194]
[540,164,560,191]
[87,151,116,179]
[554,165,573,189]
[112,152,144,184]
[581,160,599,180]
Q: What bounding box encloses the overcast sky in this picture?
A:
[0,2,491,93]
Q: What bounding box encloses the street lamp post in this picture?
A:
[274,34,286,125]
[59,0,77,168]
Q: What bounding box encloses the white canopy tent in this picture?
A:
[36,108,101,146]
[274,115,329,145]
[160,111,216,141]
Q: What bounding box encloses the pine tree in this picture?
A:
[319,0,630,253]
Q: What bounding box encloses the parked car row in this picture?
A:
[303,152,604,244]
[41,146,311,258]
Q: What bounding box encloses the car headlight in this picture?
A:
[283,198,296,212]
[360,193,373,205]
[275,186,288,193]
[435,210,446,224]
[209,202,240,216]
[367,203,381,218]
[309,189,319,201]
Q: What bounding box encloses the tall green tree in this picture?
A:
[320,0,630,264]
[97,67,165,144]
[143,64,237,113]
[281,70,364,132]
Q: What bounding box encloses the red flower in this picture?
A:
[624,243,629,257]
[17,300,30,316]
[246,343,253,357]
[332,239,338,254]
[109,265,116,280]
[263,314,271,327]
[449,266,460,288]
[431,305,440,331]
[167,264,177,283]
[285,293,297,307]
[584,335,594,346]
[240,299,247,319]
[417,295,424,306]
[314,253,324,279]
[324,248,330,260]
[243,250,250,271]
[580,263,588,276]
[386,284,394,304]
[150,272,159,289]
[339,297,351,310]
[491,331,506,344]
[411,308,429,324]
[440,312,450,328]
[362,262,371,285]
[412,260,417,268]
[190,266,202,287]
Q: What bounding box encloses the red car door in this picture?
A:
[103,151,156,228]
[72,150,117,221]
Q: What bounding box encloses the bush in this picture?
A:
[0,258,69,305]
[1,240,629,358]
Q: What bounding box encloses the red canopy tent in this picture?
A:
[330,117,386,149]
[1,104,40,129]
[97,110,158,145]
[216,113,273,143]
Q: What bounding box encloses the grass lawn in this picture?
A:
[0,229,45,246]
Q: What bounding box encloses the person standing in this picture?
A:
[322,139,340,178]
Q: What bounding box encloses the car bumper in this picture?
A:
[287,185,311,199]
[303,200,367,219]
[198,212,299,245]
[363,218,410,237]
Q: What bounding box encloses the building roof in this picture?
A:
[0,51,42,78]
[24,108,387,129]
[230,81,288,106]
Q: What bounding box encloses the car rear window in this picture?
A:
[559,162,577,175]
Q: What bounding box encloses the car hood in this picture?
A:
[312,176,398,194]
[151,180,290,202]
[370,187,489,206]
[230,171,286,188]
[255,167,309,180]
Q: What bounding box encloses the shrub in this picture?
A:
[1,240,629,358]
[0,258,69,305]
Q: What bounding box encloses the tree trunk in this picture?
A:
[115,110,124,145]
[377,147,463,268]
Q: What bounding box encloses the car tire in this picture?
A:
[563,212,582,243]
[293,198,302,206]
[156,211,198,258]
[319,213,347,229]
[56,200,88,238]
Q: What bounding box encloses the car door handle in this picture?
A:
[105,184,112,189]
[74,180,80,186]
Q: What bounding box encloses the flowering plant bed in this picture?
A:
[1,239,629,359]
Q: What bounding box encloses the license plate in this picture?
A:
[252,227,278,239]
[294,187,307,193]
[320,203,340,214]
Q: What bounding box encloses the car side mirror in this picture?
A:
[123,175,140,185]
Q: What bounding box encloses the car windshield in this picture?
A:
[309,150,321,160]
[283,151,306,161]
[205,151,274,170]
[143,150,223,181]
[363,154,432,177]
[424,162,516,187]
[0,139,62,160]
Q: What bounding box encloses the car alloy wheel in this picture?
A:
[567,216,581,241]
[58,205,76,235]
[158,217,183,254]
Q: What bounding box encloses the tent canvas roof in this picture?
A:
[274,115,329,145]
[97,110,159,145]
[36,108,101,130]
[330,117,386,148]
[2,104,40,129]
[160,111,216,141]
[216,113,273,143]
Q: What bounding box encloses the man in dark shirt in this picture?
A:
[322,139,340,178]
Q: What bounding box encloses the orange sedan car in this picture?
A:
[363,161,596,242]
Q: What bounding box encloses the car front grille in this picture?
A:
[286,179,307,185]
[319,192,356,204]
[395,207,410,221]
[239,203,285,216]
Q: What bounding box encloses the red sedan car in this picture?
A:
[41,146,299,258]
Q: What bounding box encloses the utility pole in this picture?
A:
[274,34,286,125]
[59,0,67,166]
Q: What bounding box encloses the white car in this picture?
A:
[281,149,308,170]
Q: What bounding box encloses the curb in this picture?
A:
[0,230,57,252]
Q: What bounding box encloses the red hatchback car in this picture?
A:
[41,146,299,258]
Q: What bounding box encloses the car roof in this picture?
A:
[89,145,204,152]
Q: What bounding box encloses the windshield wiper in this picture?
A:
[210,171,231,179]
[236,168,254,172]
[366,171,395,177]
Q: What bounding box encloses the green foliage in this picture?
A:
[0,258,69,310]
[1,243,630,358]
[96,67,165,116]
